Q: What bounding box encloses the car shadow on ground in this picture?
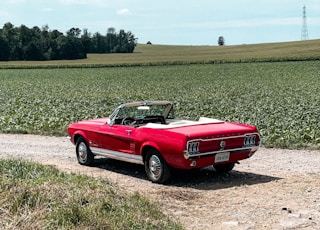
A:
[90,158,281,190]
[171,168,281,190]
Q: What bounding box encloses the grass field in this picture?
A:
[0,39,319,68]
[0,60,319,149]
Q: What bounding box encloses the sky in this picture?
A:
[0,0,319,45]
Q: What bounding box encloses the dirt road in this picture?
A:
[1,134,319,229]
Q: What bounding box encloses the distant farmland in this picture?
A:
[0,39,319,68]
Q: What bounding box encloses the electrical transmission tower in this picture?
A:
[301,5,309,40]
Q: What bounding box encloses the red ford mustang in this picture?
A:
[67,101,261,183]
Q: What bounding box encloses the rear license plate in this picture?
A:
[215,152,230,163]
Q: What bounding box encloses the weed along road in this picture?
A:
[0,133,319,229]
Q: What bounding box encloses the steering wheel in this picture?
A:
[121,117,136,126]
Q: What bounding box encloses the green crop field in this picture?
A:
[0,60,319,149]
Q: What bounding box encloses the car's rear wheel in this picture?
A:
[144,149,171,184]
[76,137,94,166]
[213,163,235,173]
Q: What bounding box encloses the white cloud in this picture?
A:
[4,0,26,4]
[59,0,88,4]
[117,8,130,15]
[59,0,107,6]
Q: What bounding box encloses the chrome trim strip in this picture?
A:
[188,132,260,143]
[184,146,259,159]
[91,147,144,165]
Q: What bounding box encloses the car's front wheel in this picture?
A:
[76,137,94,166]
[213,163,235,173]
[144,149,171,184]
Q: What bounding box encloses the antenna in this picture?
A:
[301,5,309,40]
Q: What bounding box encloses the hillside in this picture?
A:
[134,39,320,63]
[0,39,319,68]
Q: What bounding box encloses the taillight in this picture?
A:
[244,135,257,147]
[187,141,200,155]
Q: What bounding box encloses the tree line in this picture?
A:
[0,23,137,61]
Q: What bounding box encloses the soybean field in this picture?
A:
[0,61,319,149]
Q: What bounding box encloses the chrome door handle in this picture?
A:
[126,130,132,135]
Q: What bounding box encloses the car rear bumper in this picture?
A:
[183,146,259,160]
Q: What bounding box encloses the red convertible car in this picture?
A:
[67,101,261,183]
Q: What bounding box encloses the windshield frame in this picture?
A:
[107,101,173,126]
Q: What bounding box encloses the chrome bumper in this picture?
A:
[183,146,259,160]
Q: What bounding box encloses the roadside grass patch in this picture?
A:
[0,159,183,229]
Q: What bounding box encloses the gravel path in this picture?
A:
[1,134,319,229]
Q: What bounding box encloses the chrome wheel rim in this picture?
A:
[148,155,162,180]
[78,142,88,162]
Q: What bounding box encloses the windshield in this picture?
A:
[116,104,169,120]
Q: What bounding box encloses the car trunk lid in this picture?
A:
[167,121,257,138]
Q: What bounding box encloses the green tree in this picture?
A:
[0,35,10,61]
[2,22,20,60]
[218,36,225,46]
[57,36,86,59]
[81,29,93,53]
[106,27,116,53]
[47,29,64,60]
[92,32,107,53]
[67,27,81,38]
[23,41,43,60]
[0,22,137,61]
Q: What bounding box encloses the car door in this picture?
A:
[97,123,136,155]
